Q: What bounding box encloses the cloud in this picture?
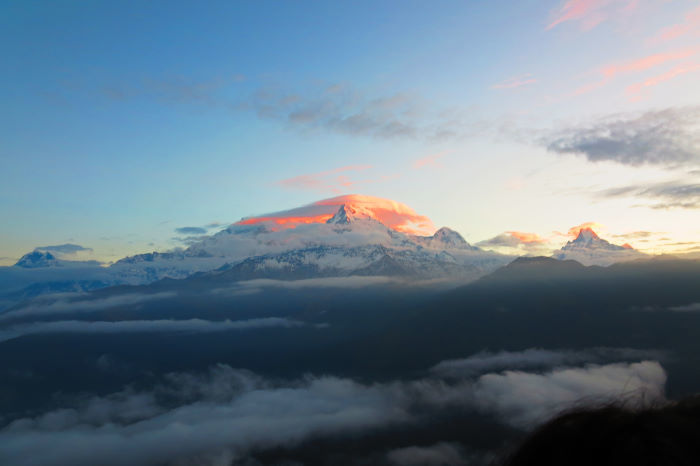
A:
[566,222,604,238]
[174,227,208,235]
[0,368,406,466]
[277,165,375,193]
[598,180,700,209]
[490,74,537,90]
[601,48,698,79]
[626,62,700,100]
[544,107,700,167]
[668,302,700,312]
[0,359,666,465]
[242,84,480,141]
[35,244,92,255]
[572,47,700,97]
[0,318,309,343]
[546,0,638,31]
[236,194,436,235]
[0,292,177,322]
[431,348,664,378]
[472,361,665,428]
[413,150,449,169]
[650,4,700,43]
[387,442,469,466]
[476,232,553,255]
[214,276,405,295]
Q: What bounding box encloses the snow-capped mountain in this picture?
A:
[553,228,644,266]
[14,251,61,268]
[112,200,510,283]
[14,250,101,269]
[1,195,510,308]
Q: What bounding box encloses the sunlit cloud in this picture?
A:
[598,180,700,210]
[476,231,554,255]
[236,194,436,235]
[572,47,699,96]
[566,222,605,238]
[413,150,449,169]
[490,74,537,90]
[546,0,638,31]
[626,63,700,100]
[602,48,698,79]
[507,231,548,244]
[650,4,700,43]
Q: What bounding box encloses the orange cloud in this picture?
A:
[547,0,637,31]
[277,165,373,193]
[506,231,547,244]
[236,194,436,235]
[491,75,537,90]
[651,4,700,43]
[567,222,604,238]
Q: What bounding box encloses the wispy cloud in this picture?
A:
[174,226,208,235]
[544,106,700,167]
[243,85,477,141]
[0,357,666,465]
[0,292,177,322]
[476,231,553,255]
[413,150,449,169]
[277,165,374,193]
[546,0,638,31]
[35,244,92,255]
[626,62,700,100]
[572,47,699,97]
[650,4,700,43]
[598,180,700,210]
[490,74,537,90]
[0,318,309,343]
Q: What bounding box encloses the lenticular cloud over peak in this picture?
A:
[236,194,437,235]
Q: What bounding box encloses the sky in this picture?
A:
[1,0,699,264]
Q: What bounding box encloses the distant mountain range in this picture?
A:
[2,196,649,309]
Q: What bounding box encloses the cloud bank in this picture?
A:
[0,353,667,466]
[0,317,309,343]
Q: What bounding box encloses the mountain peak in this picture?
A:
[431,227,470,248]
[553,226,643,266]
[574,227,600,242]
[15,250,61,268]
[326,204,351,225]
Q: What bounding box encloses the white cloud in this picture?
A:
[472,361,666,428]
[0,359,667,465]
[1,292,177,321]
[431,348,665,377]
[0,317,309,343]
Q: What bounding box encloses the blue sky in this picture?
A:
[1,0,699,263]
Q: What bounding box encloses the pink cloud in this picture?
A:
[651,4,700,43]
[490,74,538,90]
[572,47,699,96]
[601,48,698,78]
[546,0,637,31]
[626,62,700,99]
[413,150,450,169]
